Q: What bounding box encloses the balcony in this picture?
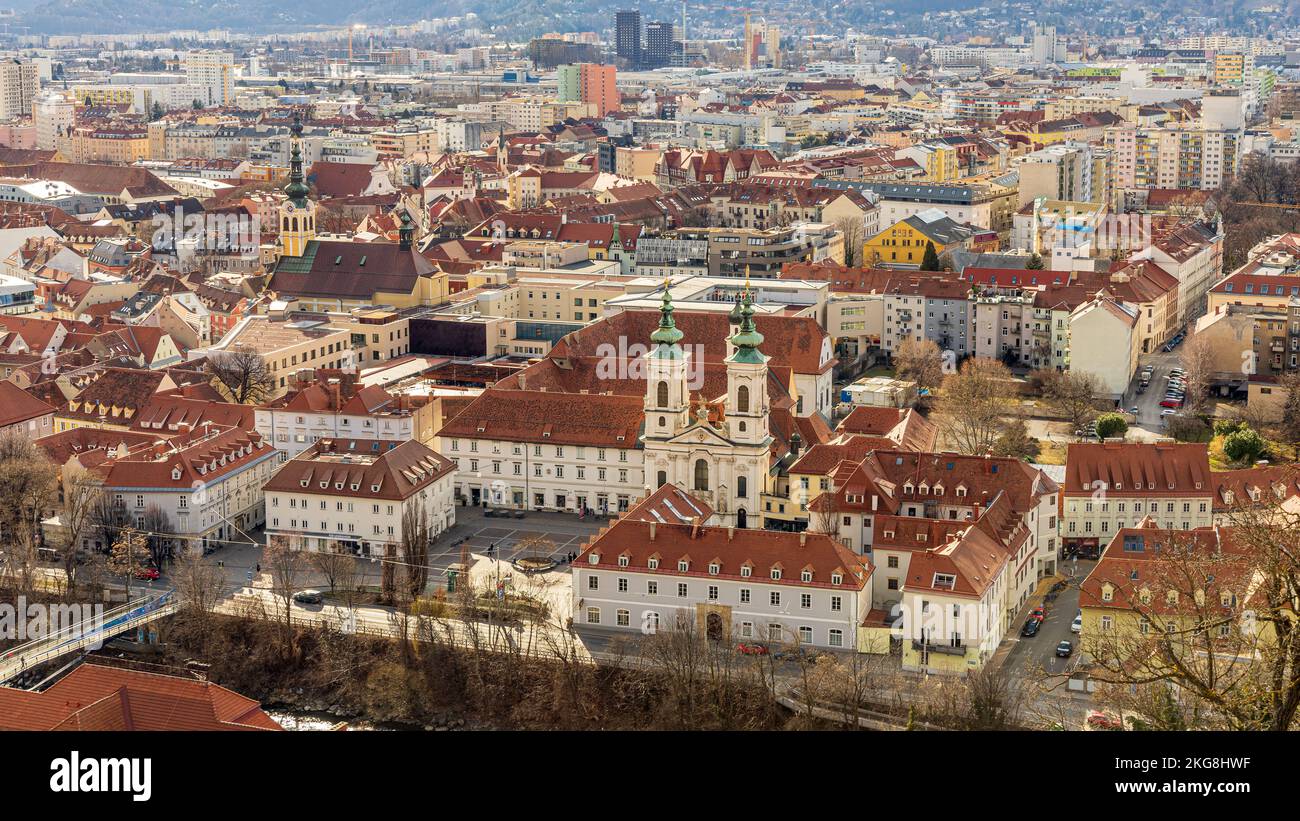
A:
[911,639,967,656]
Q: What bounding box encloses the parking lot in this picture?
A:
[427,505,607,586]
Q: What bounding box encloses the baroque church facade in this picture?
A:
[642,281,772,529]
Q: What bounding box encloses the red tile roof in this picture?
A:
[577,484,869,589]
[1063,442,1212,497]
[0,661,281,731]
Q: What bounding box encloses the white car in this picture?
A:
[1070,615,1083,633]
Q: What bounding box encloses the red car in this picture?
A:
[1159,398,1183,408]
[736,643,769,655]
[1030,606,1046,622]
[134,567,160,581]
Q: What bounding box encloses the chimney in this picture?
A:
[727,526,734,542]
[799,531,807,547]
[648,521,656,541]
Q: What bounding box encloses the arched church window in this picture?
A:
[737,384,750,413]
[656,381,668,407]
[694,459,709,491]
[657,470,667,488]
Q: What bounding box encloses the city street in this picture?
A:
[1126,348,1185,437]
[1001,558,1094,678]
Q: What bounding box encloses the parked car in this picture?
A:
[1030,606,1046,622]
[1160,398,1183,408]
[1021,618,1041,637]
[134,567,160,581]
[736,643,768,655]
[293,589,324,605]
[1128,406,1139,414]
[1056,640,1074,657]
[1161,408,1178,416]
[1086,710,1124,730]
[1071,615,1083,633]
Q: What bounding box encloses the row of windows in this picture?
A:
[450,440,628,461]
[586,575,843,610]
[582,607,845,647]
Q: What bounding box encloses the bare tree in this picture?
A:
[399,502,431,604]
[1274,371,1300,444]
[88,491,130,555]
[1082,499,1300,731]
[139,505,174,569]
[1036,369,1105,432]
[262,537,307,634]
[310,549,356,594]
[832,216,865,267]
[892,337,945,392]
[936,357,1017,455]
[207,346,276,405]
[1180,334,1216,417]
[172,550,227,617]
[57,473,100,597]
[0,433,58,595]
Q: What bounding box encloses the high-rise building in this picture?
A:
[184,50,236,107]
[1030,24,1066,63]
[0,59,38,120]
[33,90,74,151]
[742,14,781,70]
[615,10,642,68]
[645,21,678,68]
[557,63,619,116]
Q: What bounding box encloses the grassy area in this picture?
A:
[862,365,896,378]
[1036,439,1068,465]
[1207,434,1299,471]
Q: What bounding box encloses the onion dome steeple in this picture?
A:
[650,278,684,356]
[284,112,310,207]
[729,269,766,364]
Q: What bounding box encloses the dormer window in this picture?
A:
[371,484,380,492]
[933,573,956,589]
[740,565,752,578]
[770,568,782,580]
[677,560,689,572]
[708,563,719,575]
[648,558,660,570]
[800,570,812,583]
[831,573,843,585]
[618,555,629,567]
[171,468,181,480]
[588,553,599,565]
[1101,584,1114,602]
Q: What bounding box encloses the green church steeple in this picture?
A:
[729,270,766,364]
[284,112,310,207]
[649,278,684,356]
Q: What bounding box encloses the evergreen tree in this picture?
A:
[920,240,941,271]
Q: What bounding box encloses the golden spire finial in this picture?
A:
[744,265,751,291]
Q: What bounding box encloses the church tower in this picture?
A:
[725,274,769,446]
[643,281,691,442]
[278,112,316,259]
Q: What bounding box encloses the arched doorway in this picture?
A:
[736,509,748,529]
[706,612,723,642]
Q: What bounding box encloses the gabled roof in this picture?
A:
[0,661,281,731]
